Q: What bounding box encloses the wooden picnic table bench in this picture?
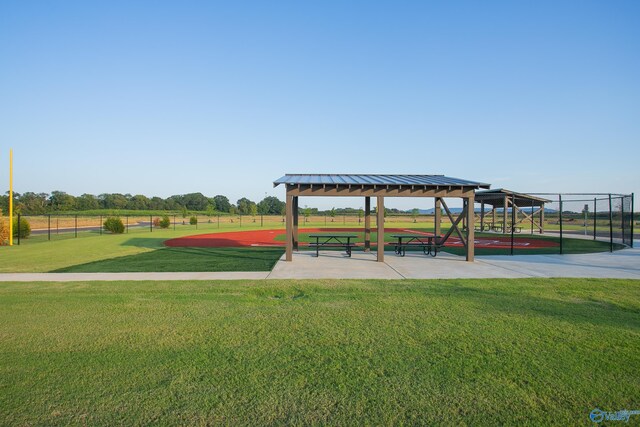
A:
[391,234,442,257]
[308,234,358,257]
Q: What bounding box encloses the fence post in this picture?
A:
[173,215,176,231]
[240,215,242,228]
[510,195,515,255]
[558,195,563,254]
[48,214,51,241]
[75,214,78,238]
[126,215,129,233]
[631,193,635,248]
[149,215,152,232]
[593,198,597,240]
[100,215,103,235]
[217,214,220,229]
[17,214,21,245]
[609,194,613,252]
[261,215,263,227]
[621,196,626,246]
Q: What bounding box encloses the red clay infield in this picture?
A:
[164,228,558,249]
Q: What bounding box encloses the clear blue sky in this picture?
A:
[1,0,638,210]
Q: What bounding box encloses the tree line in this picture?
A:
[0,191,413,217]
[0,191,287,216]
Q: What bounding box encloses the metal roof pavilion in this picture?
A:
[275,173,491,263]
[475,189,551,206]
[274,174,490,189]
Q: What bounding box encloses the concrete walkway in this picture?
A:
[0,242,638,281]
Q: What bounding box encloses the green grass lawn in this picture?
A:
[1,278,638,425]
[53,247,284,272]
[0,225,282,273]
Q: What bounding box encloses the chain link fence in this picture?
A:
[474,193,634,255]
[4,194,634,254]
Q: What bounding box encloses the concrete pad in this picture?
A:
[267,251,403,279]
[385,252,532,279]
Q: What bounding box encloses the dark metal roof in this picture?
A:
[475,189,551,205]
[274,174,490,188]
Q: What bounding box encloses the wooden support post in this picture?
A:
[434,198,442,239]
[286,194,293,261]
[293,196,299,251]
[466,194,475,262]
[492,206,496,228]
[480,202,485,231]
[503,196,508,234]
[377,196,385,262]
[540,205,545,234]
[462,199,467,230]
[364,197,371,252]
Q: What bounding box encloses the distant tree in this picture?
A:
[148,196,166,210]
[127,194,150,210]
[16,192,49,214]
[183,193,209,211]
[213,195,231,213]
[49,191,76,211]
[206,204,215,222]
[181,207,188,224]
[257,196,286,215]
[330,207,336,222]
[76,193,100,211]
[412,208,419,223]
[236,198,255,215]
[303,206,311,223]
[229,204,237,216]
[250,203,258,221]
[0,194,8,213]
[99,193,128,210]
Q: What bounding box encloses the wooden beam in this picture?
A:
[364,197,371,252]
[377,196,384,262]
[286,186,476,198]
[439,199,467,248]
[285,194,293,261]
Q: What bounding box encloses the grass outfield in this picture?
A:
[1,278,638,425]
[53,247,284,272]
[0,226,281,273]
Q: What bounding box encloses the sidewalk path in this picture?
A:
[1,244,638,282]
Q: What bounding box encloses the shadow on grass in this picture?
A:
[52,247,285,273]
[120,237,169,249]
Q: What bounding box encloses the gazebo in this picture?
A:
[273,174,490,262]
[474,189,550,233]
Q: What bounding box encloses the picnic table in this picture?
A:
[308,234,358,257]
[391,234,441,257]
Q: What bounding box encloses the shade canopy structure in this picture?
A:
[274,174,491,262]
[475,189,551,233]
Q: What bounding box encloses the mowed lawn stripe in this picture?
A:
[0,278,638,425]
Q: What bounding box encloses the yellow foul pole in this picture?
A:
[9,149,13,246]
